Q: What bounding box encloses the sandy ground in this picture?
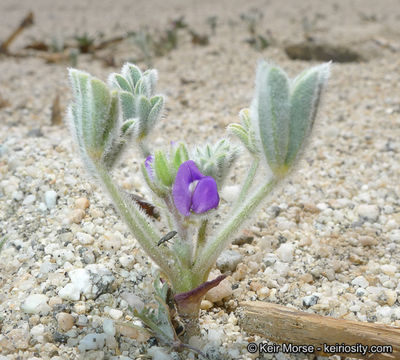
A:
[0,0,400,359]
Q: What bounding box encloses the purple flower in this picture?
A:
[145,155,154,179]
[173,160,219,216]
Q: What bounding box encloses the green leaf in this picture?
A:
[108,73,133,92]
[154,150,173,187]
[147,96,164,130]
[121,63,142,89]
[254,62,290,175]
[286,63,330,166]
[119,91,136,120]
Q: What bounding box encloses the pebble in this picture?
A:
[23,194,36,205]
[389,230,400,242]
[357,204,379,222]
[276,243,294,263]
[359,235,377,246]
[109,308,123,320]
[45,190,57,209]
[69,209,85,224]
[30,324,45,342]
[351,276,369,288]
[78,333,107,352]
[103,319,116,336]
[59,283,81,301]
[119,255,135,270]
[75,197,90,210]
[302,294,319,308]
[147,346,173,360]
[56,312,75,332]
[116,324,150,342]
[216,250,243,272]
[120,292,144,312]
[76,232,94,245]
[381,264,397,276]
[205,277,233,302]
[4,328,30,350]
[21,294,51,315]
[263,253,277,267]
[220,185,240,202]
[200,299,213,310]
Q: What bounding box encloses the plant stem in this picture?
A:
[234,157,259,208]
[193,219,208,264]
[96,164,180,285]
[193,176,278,276]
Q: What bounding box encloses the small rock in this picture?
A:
[381,264,397,276]
[119,255,135,270]
[200,300,213,310]
[69,209,85,224]
[263,253,277,267]
[120,292,144,312]
[23,194,36,205]
[78,333,107,352]
[30,324,45,341]
[220,185,240,202]
[12,190,23,201]
[352,276,369,288]
[359,236,377,246]
[389,230,400,242]
[109,309,123,320]
[357,204,379,222]
[45,190,58,209]
[276,243,294,263]
[56,312,74,332]
[59,283,80,301]
[205,277,233,302]
[117,324,150,342]
[21,294,51,315]
[6,328,30,350]
[216,250,242,272]
[75,197,90,210]
[148,346,173,360]
[385,290,397,306]
[76,232,94,245]
[232,232,254,246]
[103,319,116,336]
[302,294,319,308]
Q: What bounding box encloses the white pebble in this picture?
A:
[119,255,135,270]
[276,243,294,263]
[147,346,173,360]
[59,283,80,301]
[389,230,400,242]
[381,264,397,276]
[23,194,36,205]
[357,204,379,222]
[21,294,51,315]
[78,333,107,352]
[351,276,369,288]
[76,232,94,245]
[45,190,57,209]
[108,308,123,320]
[103,318,116,336]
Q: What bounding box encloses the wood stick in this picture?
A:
[239,301,400,359]
[0,12,34,53]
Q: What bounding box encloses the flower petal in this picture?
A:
[173,161,201,216]
[191,176,219,214]
[145,155,154,179]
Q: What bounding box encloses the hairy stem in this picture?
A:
[96,164,180,285]
[234,157,259,208]
[193,176,278,276]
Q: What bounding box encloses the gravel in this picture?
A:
[1,0,400,359]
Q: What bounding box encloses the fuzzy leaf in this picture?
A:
[154,150,173,187]
[147,96,164,130]
[253,62,290,175]
[108,73,133,92]
[121,63,142,89]
[119,91,136,120]
[286,63,330,166]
